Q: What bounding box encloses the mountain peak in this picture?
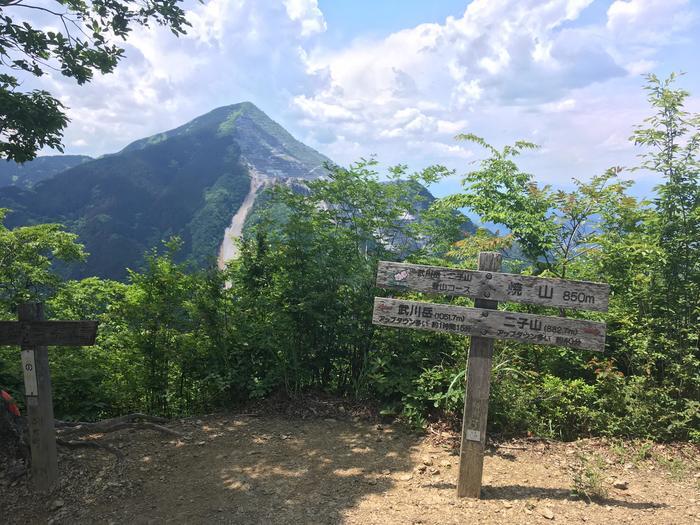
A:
[230,100,261,112]
[0,102,332,279]
[121,103,330,179]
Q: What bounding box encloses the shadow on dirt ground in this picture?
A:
[480,485,665,510]
[1,415,421,524]
[1,413,697,525]
[122,416,420,524]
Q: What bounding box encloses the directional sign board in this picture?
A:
[0,321,98,347]
[371,255,610,499]
[376,261,610,312]
[373,297,606,352]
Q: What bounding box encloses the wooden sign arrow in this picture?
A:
[0,321,98,347]
[376,261,610,312]
[372,297,606,352]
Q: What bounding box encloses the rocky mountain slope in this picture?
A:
[218,169,275,267]
[0,102,330,280]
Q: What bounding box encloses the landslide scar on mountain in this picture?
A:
[218,169,273,268]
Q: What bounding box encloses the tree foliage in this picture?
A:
[429,73,699,441]
[0,0,189,161]
[0,207,85,308]
[631,72,700,351]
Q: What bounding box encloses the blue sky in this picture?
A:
[17,1,700,199]
[317,1,469,46]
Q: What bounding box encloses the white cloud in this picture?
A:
[23,0,328,154]
[605,0,696,73]
[14,0,698,195]
[292,96,358,122]
[607,0,694,42]
[539,98,577,113]
[291,0,628,166]
[283,0,326,36]
[288,0,696,189]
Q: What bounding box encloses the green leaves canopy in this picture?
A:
[0,0,189,162]
[0,207,85,308]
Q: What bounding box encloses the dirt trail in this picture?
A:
[218,169,272,269]
[1,414,698,524]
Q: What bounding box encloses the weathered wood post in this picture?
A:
[372,254,609,500]
[0,303,98,492]
[457,251,500,498]
[19,302,58,493]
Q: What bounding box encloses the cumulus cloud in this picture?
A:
[607,0,694,42]
[14,0,698,191]
[293,0,625,153]
[283,0,326,36]
[290,0,697,184]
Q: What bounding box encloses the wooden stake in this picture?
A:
[18,303,58,493]
[457,252,501,498]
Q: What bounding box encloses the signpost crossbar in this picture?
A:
[376,261,610,312]
[0,320,99,346]
[371,254,610,499]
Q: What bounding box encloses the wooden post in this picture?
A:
[18,303,58,493]
[0,305,97,491]
[372,255,609,499]
[457,252,501,498]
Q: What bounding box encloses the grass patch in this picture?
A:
[654,454,689,481]
[571,453,609,503]
[609,439,654,466]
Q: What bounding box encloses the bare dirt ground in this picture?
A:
[2,405,698,524]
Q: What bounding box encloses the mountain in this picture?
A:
[0,102,331,280]
[119,103,329,179]
[242,177,478,258]
[0,155,92,189]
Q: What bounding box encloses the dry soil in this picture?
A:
[1,409,698,524]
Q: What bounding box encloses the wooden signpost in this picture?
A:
[376,260,609,312]
[372,254,609,498]
[0,303,98,492]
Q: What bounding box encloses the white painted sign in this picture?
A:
[21,349,38,396]
[465,429,481,442]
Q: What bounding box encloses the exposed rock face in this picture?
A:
[228,104,330,180]
[217,171,318,268]
[218,169,274,268]
[213,104,332,267]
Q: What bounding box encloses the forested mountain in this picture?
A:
[0,155,92,189]
[0,102,331,279]
[244,177,478,256]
